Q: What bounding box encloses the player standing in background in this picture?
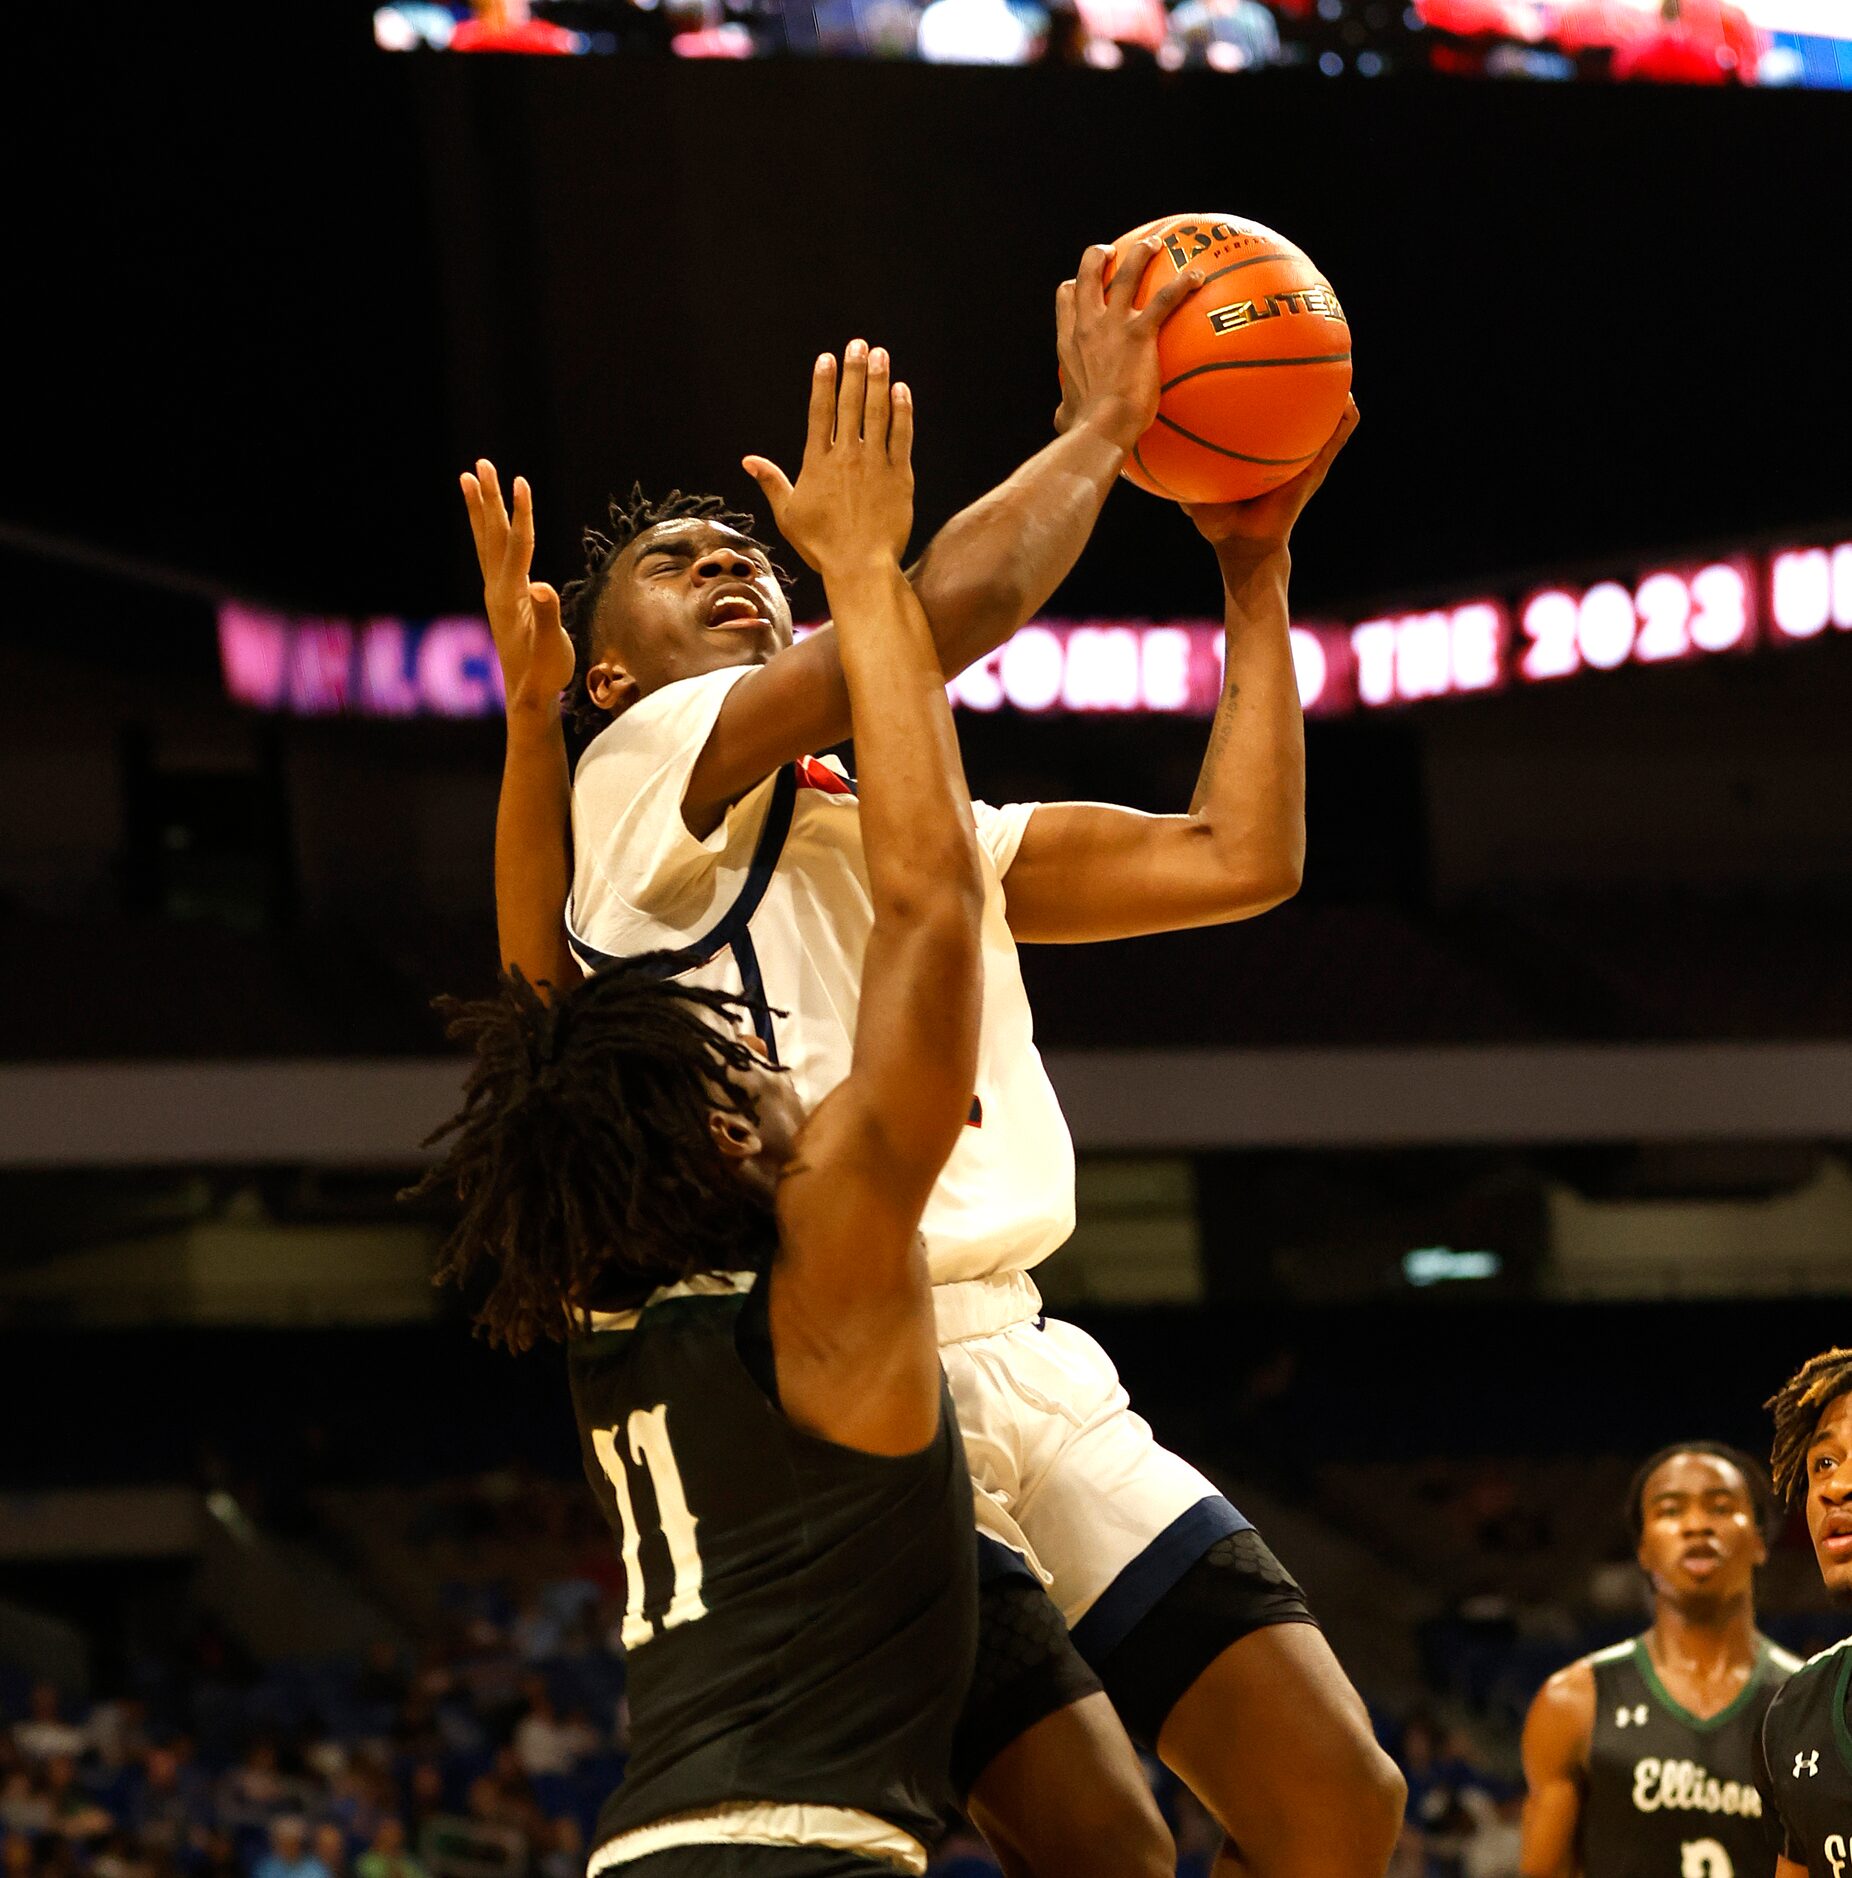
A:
[462,246,1397,1878]
[1755,1349,1852,1878]
[1519,1442,1797,1878]
[416,346,985,1878]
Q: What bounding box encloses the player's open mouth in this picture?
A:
[1680,1548,1721,1575]
[1819,1515,1852,1557]
[705,592,774,632]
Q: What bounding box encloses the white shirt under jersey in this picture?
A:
[567,665,1076,1289]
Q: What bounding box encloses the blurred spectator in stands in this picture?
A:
[450,0,583,52]
[322,1757,391,1851]
[44,1758,113,1843]
[356,1818,426,1878]
[253,1817,331,1878]
[312,1821,350,1878]
[917,0,1044,61]
[88,1833,153,1878]
[219,1742,304,1834]
[12,1687,87,1764]
[1162,0,1279,70]
[0,1770,52,1837]
[1460,1790,1522,1878]
[198,1830,244,1878]
[126,1744,212,1856]
[465,1749,543,1839]
[88,1700,152,1774]
[512,1680,596,1777]
[0,1836,32,1878]
[537,1817,583,1878]
[400,1763,446,1842]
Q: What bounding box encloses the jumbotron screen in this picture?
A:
[373,0,1851,86]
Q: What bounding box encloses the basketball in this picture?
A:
[1104,213,1353,505]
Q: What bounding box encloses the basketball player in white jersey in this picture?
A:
[460,243,1399,1878]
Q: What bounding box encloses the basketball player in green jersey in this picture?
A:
[1755,1348,1852,1878]
[416,346,982,1878]
[1520,1442,1798,1878]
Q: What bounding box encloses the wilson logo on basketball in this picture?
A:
[1206,284,1347,336]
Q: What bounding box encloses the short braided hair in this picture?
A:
[403,963,778,1350]
[1767,1348,1852,1508]
[558,485,768,736]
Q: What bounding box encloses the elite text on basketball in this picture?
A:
[1206,284,1348,335]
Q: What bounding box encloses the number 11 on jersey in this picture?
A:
[592,1405,708,1649]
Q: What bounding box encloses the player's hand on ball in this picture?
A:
[743,341,915,576]
[460,460,575,718]
[1182,396,1360,560]
[1053,238,1204,451]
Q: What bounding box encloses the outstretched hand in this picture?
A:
[1053,238,1204,451]
[460,460,575,717]
[1182,397,1361,560]
[742,340,915,576]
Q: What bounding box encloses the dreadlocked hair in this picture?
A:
[1623,1440,1778,1546]
[558,485,773,737]
[1767,1347,1852,1508]
[403,962,779,1352]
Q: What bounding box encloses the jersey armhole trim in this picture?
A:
[1832,1644,1852,1778]
[568,763,797,1055]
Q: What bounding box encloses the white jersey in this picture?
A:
[568,666,1076,1288]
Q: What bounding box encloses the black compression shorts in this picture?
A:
[1090,1524,1318,1750]
[950,1570,1104,1794]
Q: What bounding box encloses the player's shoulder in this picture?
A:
[570,1274,760,1362]
[1528,1649,1600,1721]
[1556,1637,1637,1693]
[576,668,750,779]
[1581,1638,1639,1670]
[1762,1636,1808,1681]
[1763,1634,1852,1733]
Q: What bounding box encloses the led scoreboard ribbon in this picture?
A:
[221,532,1852,721]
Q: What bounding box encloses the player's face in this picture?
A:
[1803,1392,1852,1595]
[587,520,792,713]
[1634,1452,1766,1605]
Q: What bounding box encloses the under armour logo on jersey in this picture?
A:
[1617,1704,1649,1727]
[1795,1750,1820,1777]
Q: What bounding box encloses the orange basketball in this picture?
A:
[1104,213,1352,505]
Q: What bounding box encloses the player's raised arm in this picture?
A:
[744,343,985,1458]
[685,242,1202,829]
[460,461,585,996]
[1519,1659,1593,1878]
[995,398,1358,943]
